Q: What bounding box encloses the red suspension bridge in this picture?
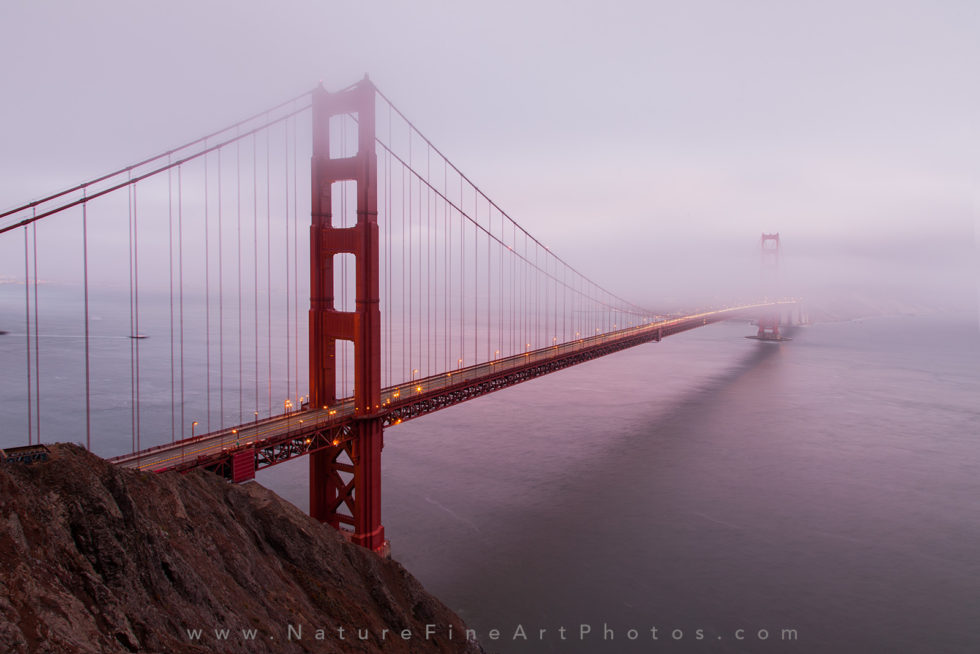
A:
[0,78,797,555]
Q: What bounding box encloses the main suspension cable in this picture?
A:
[0,90,314,223]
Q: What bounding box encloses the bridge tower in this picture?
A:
[756,232,781,339]
[308,78,387,554]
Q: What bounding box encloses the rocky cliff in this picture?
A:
[0,444,484,654]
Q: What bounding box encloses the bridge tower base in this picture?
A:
[309,419,386,554]
[755,316,782,340]
[308,78,387,555]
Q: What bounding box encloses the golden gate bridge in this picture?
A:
[0,77,797,556]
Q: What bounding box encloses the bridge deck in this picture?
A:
[110,302,795,476]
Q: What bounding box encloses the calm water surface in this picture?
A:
[263,315,980,653]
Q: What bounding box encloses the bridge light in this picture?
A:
[332,439,340,446]
[416,385,422,393]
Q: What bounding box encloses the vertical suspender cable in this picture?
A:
[445,161,450,372]
[178,167,186,441]
[81,196,92,451]
[253,134,259,418]
[473,187,477,363]
[459,172,464,364]
[204,149,212,432]
[401,157,406,381]
[546,252,550,344]
[128,179,136,450]
[487,199,491,361]
[583,277,587,337]
[519,230,524,352]
[24,226,32,445]
[292,115,299,405]
[499,210,504,357]
[284,119,291,407]
[543,254,547,345]
[444,160,449,372]
[386,108,392,388]
[383,108,390,387]
[546,251,551,344]
[266,124,272,415]
[408,131,413,375]
[133,185,141,452]
[417,143,422,375]
[427,145,431,375]
[425,144,430,375]
[417,152,422,374]
[218,144,224,426]
[32,223,40,440]
[523,232,528,352]
[527,235,532,349]
[531,240,535,348]
[168,164,175,443]
[512,220,517,355]
[535,244,540,347]
[237,139,244,423]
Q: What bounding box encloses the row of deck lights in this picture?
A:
[186,322,659,458]
[193,327,636,442]
[212,321,673,449]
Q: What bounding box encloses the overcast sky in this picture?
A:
[1,0,976,313]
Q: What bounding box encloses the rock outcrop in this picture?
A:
[0,444,484,654]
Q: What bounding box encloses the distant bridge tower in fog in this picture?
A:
[761,233,780,280]
[755,232,783,340]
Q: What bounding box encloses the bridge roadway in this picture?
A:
[110,301,796,477]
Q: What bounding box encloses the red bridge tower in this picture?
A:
[308,78,387,554]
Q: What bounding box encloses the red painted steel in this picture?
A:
[231,450,255,483]
[308,77,386,553]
